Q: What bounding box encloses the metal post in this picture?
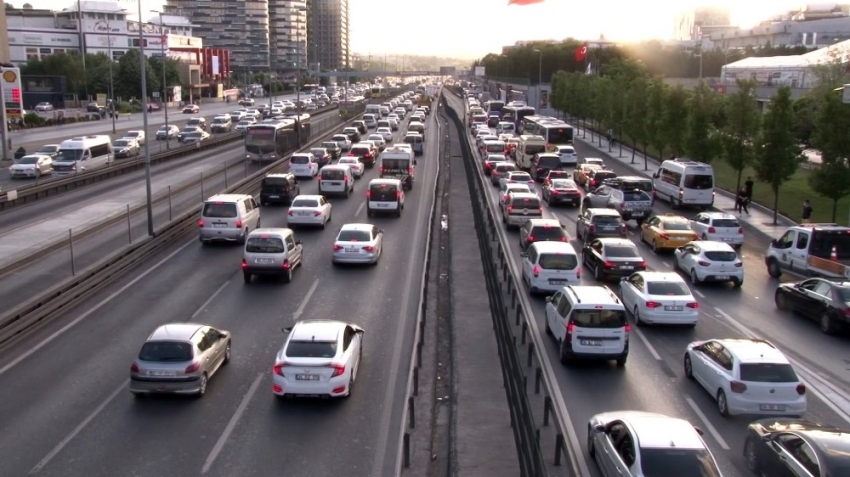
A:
[555,434,565,466]
[168,185,172,221]
[408,396,415,429]
[200,172,205,201]
[294,8,303,149]
[107,20,116,134]
[159,11,170,150]
[127,203,132,243]
[403,432,410,468]
[0,66,8,161]
[224,160,228,189]
[413,367,419,396]
[535,367,542,394]
[69,229,76,276]
[138,6,154,237]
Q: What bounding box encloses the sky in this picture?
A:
[17,0,806,59]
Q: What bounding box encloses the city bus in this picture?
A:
[519,115,574,151]
[370,84,384,99]
[300,83,319,94]
[485,100,505,116]
[502,105,536,128]
[244,114,311,162]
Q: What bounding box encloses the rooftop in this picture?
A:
[290,320,343,342]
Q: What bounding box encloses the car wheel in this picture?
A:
[820,314,837,334]
[652,240,660,254]
[744,437,761,473]
[559,339,571,364]
[633,306,644,326]
[775,291,790,310]
[690,269,701,285]
[717,389,730,417]
[544,321,552,335]
[282,267,293,284]
[615,355,627,367]
[223,342,231,364]
[594,264,602,281]
[196,373,208,397]
[684,354,694,379]
[767,259,782,278]
[733,278,743,288]
[243,272,251,284]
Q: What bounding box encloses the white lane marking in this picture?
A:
[661,261,671,268]
[714,307,850,424]
[201,372,263,474]
[631,328,662,361]
[0,239,194,377]
[355,201,365,217]
[29,380,128,474]
[291,278,319,321]
[191,279,231,319]
[684,396,730,450]
[693,289,706,298]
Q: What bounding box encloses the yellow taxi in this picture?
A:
[572,164,602,187]
[640,214,698,252]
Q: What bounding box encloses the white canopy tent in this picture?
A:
[721,39,850,88]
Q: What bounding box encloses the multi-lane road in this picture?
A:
[446,92,850,477]
[0,96,439,476]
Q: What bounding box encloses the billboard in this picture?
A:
[440,66,456,75]
[475,66,485,76]
[1,67,24,119]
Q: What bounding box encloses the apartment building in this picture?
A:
[306,0,350,72]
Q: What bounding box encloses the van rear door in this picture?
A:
[683,167,714,205]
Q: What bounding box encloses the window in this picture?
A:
[660,168,682,186]
[245,237,285,253]
[370,183,398,201]
[684,174,713,189]
[529,226,567,241]
[604,245,640,258]
[322,169,345,180]
[26,48,39,60]
[739,363,799,382]
[291,155,311,164]
[292,198,319,208]
[639,448,721,477]
[338,230,371,242]
[203,202,237,218]
[139,341,193,361]
[571,309,627,328]
[285,235,296,250]
[704,250,737,261]
[796,232,809,250]
[712,218,740,228]
[646,282,690,295]
[556,294,571,317]
[776,231,795,249]
[112,50,125,60]
[538,253,577,270]
[285,341,337,358]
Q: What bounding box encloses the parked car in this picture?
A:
[34,102,54,112]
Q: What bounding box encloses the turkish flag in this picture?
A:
[574,42,588,62]
[508,0,544,5]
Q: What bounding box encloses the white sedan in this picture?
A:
[689,212,744,247]
[673,240,744,287]
[619,271,699,326]
[499,171,536,192]
[337,156,364,178]
[499,183,532,205]
[332,134,352,151]
[287,195,332,229]
[367,134,386,151]
[10,154,53,178]
[376,127,394,142]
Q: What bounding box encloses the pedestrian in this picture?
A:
[736,188,750,215]
[802,199,813,224]
[745,176,754,199]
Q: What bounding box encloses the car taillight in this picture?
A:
[660,233,670,240]
[282,260,290,270]
[366,190,371,198]
[273,362,288,376]
[241,259,248,269]
[603,261,615,269]
[287,210,294,216]
[235,220,243,228]
[796,383,807,395]
[686,302,699,309]
[502,194,509,201]
[532,265,541,277]
[620,225,627,234]
[844,308,850,317]
[314,211,322,216]
[638,261,647,269]
[185,361,201,373]
[397,191,403,198]
[333,244,343,251]
[560,236,568,242]
[589,224,596,232]
[624,323,632,333]
[734,262,743,268]
[330,364,346,377]
[198,219,205,228]
[130,362,139,373]
[408,167,414,174]
[565,321,575,340]
[646,301,662,308]
[730,381,747,393]
[527,235,535,242]
[738,228,744,234]
[362,245,375,252]
[379,166,384,174]
[708,227,716,233]
[506,206,513,212]
[697,261,711,266]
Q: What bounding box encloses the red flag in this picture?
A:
[508,0,544,5]
[574,42,588,62]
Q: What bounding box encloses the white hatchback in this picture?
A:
[499,183,532,205]
[287,195,332,228]
[367,134,386,150]
[619,271,699,326]
[376,127,394,142]
[674,240,744,287]
[521,242,581,295]
[690,212,744,247]
[337,157,364,178]
[500,171,536,192]
[554,145,578,166]
[289,153,318,178]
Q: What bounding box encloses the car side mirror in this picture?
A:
[296,240,302,245]
[545,296,553,303]
[794,283,801,288]
[593,424,605,433]
[519,252,527,258]
[282,326,293,333]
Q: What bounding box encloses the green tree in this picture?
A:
[645,77,668,159]
[592,76,614,148]
[20,52,86,96]
[684,82,721,164]
[721,79,762,192]
[661,85,689,157]
[623,77,649,165]
[115,49,160,100]
[792,95,818,147]
[809,91,850,221]
[754,86,804,224]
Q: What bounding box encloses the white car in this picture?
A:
[332,134,352,151]
[123,130,145,146]
[386,116,400,130]
[272,320,364,399]
[230,110,247,122]
[554,145,578,166]
[376,127,394,142]
[520,241,581,295]
[367,134,386,150]
[289,153,319,178]
[10,154,53,178]
[689,212,744,247]
[684,338,807,417]
[332,223,384,265]
[245,109,261,119]
[235,120,254,133]
[674,240,743,287]
[337,156,364,178]
[500,171,536,192]
[619,271,699,326]
[287,195,332,228]
[499,183,532,205]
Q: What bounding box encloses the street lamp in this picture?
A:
[106,18,117,134]
[533,48,542,109]
[153,10,170,150]
[294,4,307,148]
[136,5,154,237]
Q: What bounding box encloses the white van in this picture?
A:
[319,165,354,197]
[520,242,581,295]
[365,104,382,117]
[289,153,318,178]
[515,134,547,171]
[652,159,715,209]
[366,178,405,217]
[52,135,113,174]
[199,194,261,244]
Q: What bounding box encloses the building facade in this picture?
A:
[306,0,349,73]
[674,6,733,41]
[269,0,307,74]
[0,6,11,63]
[165,0,269,72]
[701,16,850,50]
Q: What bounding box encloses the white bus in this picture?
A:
[515,134,548,171]
[53,135,113,175]
[652,159,715,209]
[519,115,574,151]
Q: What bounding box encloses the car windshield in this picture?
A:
[605,245,640,258]
[285,341,337,358]
[740,363,799,382]
[538,253,577,270]
[639,448,720,477]
[17,156,39,164]
[338,230,371,242]
[37,146,58,153]
[113,140,130,147]
[292,199,319,208]
[212,118,227,124]
[333,135,348,141]
[310,149,326,156]
[663,221,691,231]
[647,282,690,295]
[510,174,532,182]
[704,250,737,261]
[139,341,193,362]
[202,202,237,218]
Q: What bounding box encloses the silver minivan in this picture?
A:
[366,178,405,217]
[319,165,354,197]
[242,228,303,283]
[199,194,261,244]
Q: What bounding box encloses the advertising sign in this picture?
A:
[1,67,24,119]
[539,89,549,109]
[439,66,456,76]
[172,86,182,101]
[475,66,485,76]
[96,93,107,105]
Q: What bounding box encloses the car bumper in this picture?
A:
[200,229,242,242]
[10,170,39,177]
[563,346,628,361]
[287,215,324,226]
[696,269,744,282]
[506,214,541,226]
[548,194,581,204]
[243,266,288,276]
[640,309,699,325]
[707,234,744,246]
[261,193,292,203]
[727,395,807,416]
[114,151,134,158]
[530,275,579,293]
[129,375,202,394]
[656,238,695,249]
[272,374,349,397]
[333,251,378,264]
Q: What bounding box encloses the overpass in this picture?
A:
[315,70,442,78]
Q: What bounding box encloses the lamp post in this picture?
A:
[107,19,116,134]
[294,4,306,149]
[137,6,154,237]
[154,10,170,150]
[533,48,542,109]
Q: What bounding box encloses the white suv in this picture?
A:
[544,286,629,366]
[684,338,807,417]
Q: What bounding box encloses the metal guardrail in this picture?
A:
[0,105,340,212]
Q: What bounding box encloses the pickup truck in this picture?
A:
[765,224,850,279]
[582,187,653,224]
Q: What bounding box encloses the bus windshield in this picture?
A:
[547,126,573,145]
[245,128,276,153]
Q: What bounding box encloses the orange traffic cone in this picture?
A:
[830,245,838,262]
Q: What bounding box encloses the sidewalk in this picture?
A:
[570,124,795,241]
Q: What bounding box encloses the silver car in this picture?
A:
[129,323,231,397]
[332,223,384,265]
[9,154,53,178]
[242,228,303,283]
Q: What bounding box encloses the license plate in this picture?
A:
[254,258,274,264]
[295,374,320,381]
[148,370,176,377]
[268,195,280,198]
[620,265,634,270]
[298,211,312,216]
[376,203,390,208]
[345,248,359,253]
[715,275,730,280]
[549,279,568,285]
[760,404,787,411]
[664,306,684,311]
[581,340,602,346]
[212,223,227,228]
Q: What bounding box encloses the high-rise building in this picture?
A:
[269,0,307,74]
[674,6,733,41]
[165,0,269,72]
[0,6,10,63]
[306,0,349,73]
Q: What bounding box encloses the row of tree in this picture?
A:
[548,58,850,222]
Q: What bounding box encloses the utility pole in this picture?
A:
[136,8,154,237]
[157,11,170,149]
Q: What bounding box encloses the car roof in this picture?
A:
[598,238,635,247]
[148,323,205,342]
[322,164,350,170]
[691,240,736,251]
[537,153,561,158]
[622,412,706,450]
[635,271,687,283]
[369,178,402,185]
[206,193,251,203]
[658,214,690,223]
[249,227,291,238]
[290,320,345,342]
[527,218,561,227]
[699,212,738,220]
[563,285,622,306]
[531,241,577,254]
[340,223,374,231]
[265,173,293,178]
[507,171,531,176]
[715,339,788,363]
[587,208,621,216]
[509,192,538,200]
[293,194,323,201]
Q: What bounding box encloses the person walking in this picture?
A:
[736,188,750,215]
[802,199,813,224]
[745,176,754,198]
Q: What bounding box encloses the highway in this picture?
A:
[0,110,341,321]
[0,99,438,476]
[446,92,850,477]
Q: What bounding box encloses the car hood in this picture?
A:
[10,164,37,170]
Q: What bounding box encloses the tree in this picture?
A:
[721,79,762,192]
[20,52,85,96]
[754,86,803,224]
[661,85,689,157]
[624,78,650,164]
[792,95,818,147]
[591,76,614,148]
[645,77,668,159]
[809,90,850,221]
[684,82,721,164]
[115,49,160,100]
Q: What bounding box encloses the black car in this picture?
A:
[743,418,850,477]
[532,153,563,181]
[582,238,647,281]
[353,120,368,135]
[259,173,300,205]
[486,114,501,127]
[343,129,361,143]
[518,219,568,251]
[775,278,850,334]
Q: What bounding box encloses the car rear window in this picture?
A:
[285,341,337,358]
[203,202,237,218]
[605,245,640,258]
[322,142,338,149]
[338,230,371,242]
[704,251,737,261]
[550,179,575,189]
[511,197,540,208]
[639,449,720,477]
[740,363,799,382]
[383,158,410,170]
[139,341,193,362]
[539,253,577,270]
[262,177,290,187]
[712,219,740,228]
[647,282,690,295]
[592,216,622,225]
[370,183,398,201]
[322,169,345,180]
[621,181,652,193]
[594,172,617,180]
[246,237,285,253]
[623,191,651,201]
[291,155,310,164]
[538,156,561,168]
[684,174,714,189]
[292,199,318,208]
[350,147,369,156]
[531,226,566,240]
[663,222,691,231]
[570,309,626,328]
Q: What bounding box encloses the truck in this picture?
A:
[379,147,415,190]
[425,85,437,98]
[765,223,850,279]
